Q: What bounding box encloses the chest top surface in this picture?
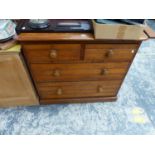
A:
[17,32,148,42]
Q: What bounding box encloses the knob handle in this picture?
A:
[98,86,104,93]
[50,50,57,58]
[53,69,60,77]
[131,49,135,54]
[101,69,108,75]
[106,49,114,57]
[57,88,62,95]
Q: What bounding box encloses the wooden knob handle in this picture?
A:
[50,50,57,58]
[98,86,104,93]
[106,49,114,57]
[131,49,135,54]
[57,88,62,95]
[53,69,60,77]
[101,69,108,75]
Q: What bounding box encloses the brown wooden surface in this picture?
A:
[17,32,148,42]
[85,44,138,62]
[85,44,139,49]
[85,48,136,62]
[20,32,142,104]
[40,96,117,104]
[23,44,81,63]
[0,53,38,107]
[23,44,81,50]
[144,26,155,38]
[30,62,129,82]
[23,43,138,64]
[37,80,121,99]
[18,33,94,41]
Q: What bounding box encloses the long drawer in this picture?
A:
[85,44,138,62]
[30,62,129,82]
[37,80,121,99]
[23,44,81,63]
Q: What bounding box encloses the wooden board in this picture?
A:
[18,33,94,41]
[40,96,117,104]
[0,53,38,107]
[144,26,155,38]
[30,62,129,82]
[20,33,142,105]
[23,44,81,63]
[17,32,148,42]
[37,80,121,99]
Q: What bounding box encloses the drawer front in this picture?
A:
[37,81,121,99]
[30,62,129,82]
[23,44,81,63]
[85,44,139,62]
[85,44,139,49]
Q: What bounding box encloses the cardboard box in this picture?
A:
[92,20,146,40]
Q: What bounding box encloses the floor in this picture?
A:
[0,21,155,135]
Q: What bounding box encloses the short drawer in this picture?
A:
[37,80,121,99]
[85,44,139,62]
[30,62,129,82]
[23,44,81,63]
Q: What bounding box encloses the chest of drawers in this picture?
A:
[18,32,146,104]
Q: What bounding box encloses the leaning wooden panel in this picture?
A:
[0,53,39,107]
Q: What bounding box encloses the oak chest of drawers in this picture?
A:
[18,32,147,104]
